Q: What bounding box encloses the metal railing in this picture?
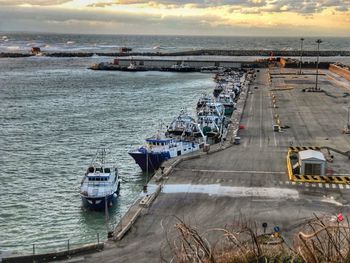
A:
[24,233,102,256]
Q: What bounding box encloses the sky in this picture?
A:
[0,0,349,36]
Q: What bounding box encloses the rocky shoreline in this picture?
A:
[1,49,350,58]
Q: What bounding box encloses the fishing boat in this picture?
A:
[164,61,195,72]
[203,102,225,116]
[216,93,235,116]
[129,130,200,172]
[125,61,147,71]
[196,102,226,141]
[167,110,199,136]
[196,94,212,109]
[80,149,121,210]
[213,84,224,97]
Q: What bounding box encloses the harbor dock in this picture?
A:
[53,65,350,262]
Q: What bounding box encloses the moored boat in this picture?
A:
[197,94,212,109]
[213,84,224,97]
[167,110,199,136]
[216,93,235,116]
[80,149,121,210]
[129,131,200,172]
[196,102,226,141]
[163,61,195,72]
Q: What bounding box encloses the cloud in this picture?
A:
[0,0,70,6]
[2,0,349,15]
[0,0,349,36]
[0,5,232,35]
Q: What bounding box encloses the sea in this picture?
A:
[1,33,350,53]
[0,33,349,256]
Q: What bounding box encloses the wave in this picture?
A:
[6,46,20,50]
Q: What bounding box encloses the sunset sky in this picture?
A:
[0,0,349,36]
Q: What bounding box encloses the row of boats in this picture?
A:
[80,69,248,210]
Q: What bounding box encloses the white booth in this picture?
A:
[298,150,326,176]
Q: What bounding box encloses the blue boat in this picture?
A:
[129,132,200,173]
[80,149,121,210]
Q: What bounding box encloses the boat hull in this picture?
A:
[129,151,170,172]
[81,193,118,210]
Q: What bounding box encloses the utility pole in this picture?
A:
[315,39,322,91]
[299,38,304,74]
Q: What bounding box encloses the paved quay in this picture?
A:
[60,67,350,262]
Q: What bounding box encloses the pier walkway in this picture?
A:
[60,67,350,263]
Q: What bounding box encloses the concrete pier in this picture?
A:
[43,64,350,263]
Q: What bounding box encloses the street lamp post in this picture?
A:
[347,107,350,130]
[299,38,304,74]
[315,39,322,91]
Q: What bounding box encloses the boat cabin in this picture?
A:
[87,175,110,182]
[146,138,173,147]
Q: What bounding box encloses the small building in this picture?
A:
[298,150,326,176]
[31,47,41,55]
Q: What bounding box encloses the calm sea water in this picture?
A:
[0,55,214,255]
[0,33,350,53]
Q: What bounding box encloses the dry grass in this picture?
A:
[163,214,350,263]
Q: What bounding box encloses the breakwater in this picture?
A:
[1,49,350,58]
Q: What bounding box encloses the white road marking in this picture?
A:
[216,179,221,183]
[259,90,263,148]
[318,183,323,188]
[311,184,316,187]
[332,184,338,189]
[292,182,296,185]
[339,184,344,189]
[325,184,330,188]
[285,181,290,185]
[246,91,254,128]
[180,168,285,174]
[279,181,283,185]
[346,185,350,189]
[162,184,299,199]
[269,99,277,147]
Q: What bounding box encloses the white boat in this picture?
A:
[216,94,235,115]
[167,61,195,72]
[167,110,199,136]
[129,130,200,172]
[80,149,121,210]
[197,94,212,109]
[197,102,226,140]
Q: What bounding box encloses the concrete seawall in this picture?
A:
[1,243,104,263]
[329,64,350,81]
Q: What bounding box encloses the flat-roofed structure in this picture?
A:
[298,150,326,176]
